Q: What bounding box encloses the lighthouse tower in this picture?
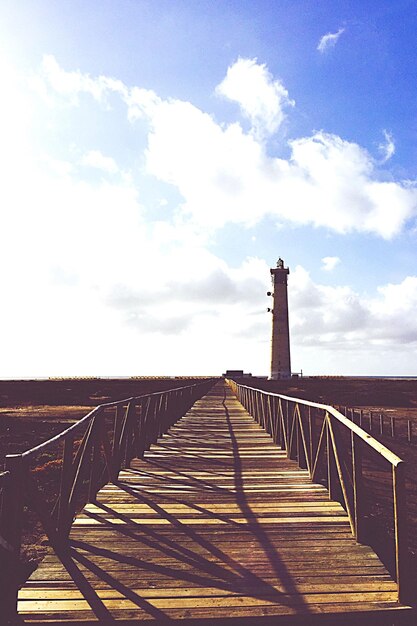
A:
[269,258,291,380]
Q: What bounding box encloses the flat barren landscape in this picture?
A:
[0,378,206,459]
[1,375,417,594]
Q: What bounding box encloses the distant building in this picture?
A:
[222,369,252,378]
[269,258,291,380]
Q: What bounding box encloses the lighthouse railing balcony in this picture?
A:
[226,379,410,604]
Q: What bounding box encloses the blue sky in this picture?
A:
[1,0,417,377]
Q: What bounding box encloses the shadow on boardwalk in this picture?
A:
[18,382,413,624]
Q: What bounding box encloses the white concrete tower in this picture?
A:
[269,258,291,379]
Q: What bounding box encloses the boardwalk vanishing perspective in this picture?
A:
[18,381,413,624]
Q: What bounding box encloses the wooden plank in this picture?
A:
[19,381,413,625]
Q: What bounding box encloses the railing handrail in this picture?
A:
[19,380,215,460]
[230,382,403,467]
[227,378,410,604]
[1,376,217,621]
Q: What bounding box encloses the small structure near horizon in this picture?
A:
[222,369,252,378]
[268,258,291,380]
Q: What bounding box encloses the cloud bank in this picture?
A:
[0,54,415,376]
[37,55,417,239]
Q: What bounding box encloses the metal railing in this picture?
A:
[227,380,410,604]
[0,378,215,619]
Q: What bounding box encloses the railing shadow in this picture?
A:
[56,382,314,619]
[227,379,412,606]
[17,380,410,622]
[221,385,310,614]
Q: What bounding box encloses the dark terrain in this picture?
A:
[243,375,417,409]
[0,377,206,458]
[1,375,417,596]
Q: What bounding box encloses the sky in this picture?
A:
[1,0,417,378]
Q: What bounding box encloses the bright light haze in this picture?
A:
[1,1,417,377]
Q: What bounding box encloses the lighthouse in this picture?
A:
[269,258,291,380]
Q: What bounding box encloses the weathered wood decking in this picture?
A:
[18,381,413,624]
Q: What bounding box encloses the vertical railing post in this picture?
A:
[253,391,260,424]
[266,396,271,436]
[136,398,146,458]
[295,405,301,465]
[268,396,274,441]
[88,418,101,503]
[326,417,338,501]
[285,400,290,442]
[308,406,313,475]
[132,401,142,458]
[297,405,308,470]
[121,401,134,467]
[351,432,365,543]
[260,394,265,428]
[3,454,24,620]
[112,404,124,475]
[3,455,24,556]
[276,397,282,446]
[156,394,163,438]
[278,398,285,450]
[58,434,74,535]
[162,392,169,434]
[392,462,409,603]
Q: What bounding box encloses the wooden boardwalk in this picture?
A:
[18,381,413,624]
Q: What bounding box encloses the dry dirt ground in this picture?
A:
[1,376,417,596]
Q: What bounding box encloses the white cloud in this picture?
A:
[317,28,345,53]
[291,266,417,347]
[1,55,416,377]
[124,86,161,121]
[35,54,127,106]
[321,256,341,271]
[215,57,294,138]
[0,62,271,376]
[0,146,272,376]
[289,267,417,374]
[378,130,395,163]
[146,117,417,237]
[81,150,119,174]
[36,54,162,123]
[35,56,417,239]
